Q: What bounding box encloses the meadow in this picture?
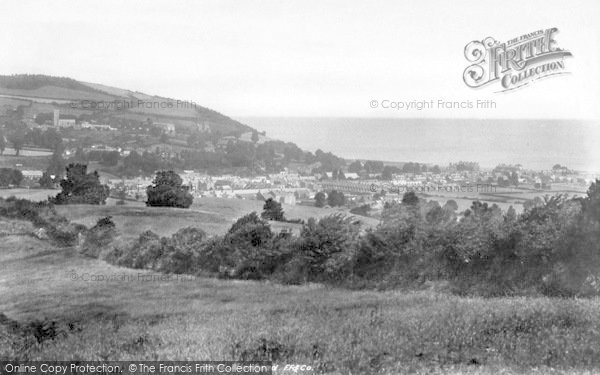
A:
[2,185,599,374]
[53,197,378,240]
[0,188,56,202]
[2,223,600,374]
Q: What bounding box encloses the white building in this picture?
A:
[57,119,76,128]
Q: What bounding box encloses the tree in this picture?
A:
[381,165,399,180]
[335,169,346,180]
[251,130,259,143]
[44,128,63,150]
[401,191,419,206]
[0,130,6,155]
[38,172,55,188]
[116,186,127,205]
[350,204,371,216]
[146,170,193,208]
[229,212,266,234]
[160,132,169,143]
[298,214,361,280]
[51,164,110,205]
[443,199,458,211]
[0,168,23,187]
[8,127,27,156]
[582,179,600,220]
[327,190,346,207]
[364,160,384,174]
[510,171,519,186]
[314,192,326,207]
[46,150,66,179]
[348,160,363,173]
[100,151,120,166]
[216,212,276,279]
[261,198,285,221]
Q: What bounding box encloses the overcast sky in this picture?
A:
[0,0,598,119]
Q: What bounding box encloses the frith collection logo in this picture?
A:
[463,28,572,92]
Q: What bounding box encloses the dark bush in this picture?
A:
[0,197,85,246]
[261,198,285,221]
[81,216,117,257]
[146,171,193,208]
[50,164,110,205]
[116,231,164,269]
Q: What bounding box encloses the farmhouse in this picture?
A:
[57,119,76,128]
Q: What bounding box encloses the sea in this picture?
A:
[236,117,600,173]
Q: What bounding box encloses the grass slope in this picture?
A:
[2,226,600,373]
[54,197,379,240]
[0,74,251,135]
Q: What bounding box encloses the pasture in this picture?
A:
[2,227,600,374]
[54,197,379,240]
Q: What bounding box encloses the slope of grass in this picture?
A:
[2,224,600,373]
[54,197,379,239]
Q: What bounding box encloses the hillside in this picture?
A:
[0,74,251,135]
[3,219,600,372]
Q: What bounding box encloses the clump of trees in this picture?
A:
[7,127,27,156]
[50,164,110,205]
[146,171,193,208]
[0,168,23,187]
[0,197,85,246]
[261,198,285,221]
[81,216,117,257]
[314,192,326,207]
[327,190,345,207]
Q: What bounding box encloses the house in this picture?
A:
[21,170,44,179]
[81,122,116,131]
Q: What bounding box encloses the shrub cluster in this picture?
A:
[50,164,109,205]
[104,212,290,279]
[0,197,85,246]
[145,171,193,208]
[80,216,117,257]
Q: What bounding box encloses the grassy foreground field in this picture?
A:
[2,223,600,374]
[54,197,379,240]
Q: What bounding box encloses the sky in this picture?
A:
[0,0,599,120]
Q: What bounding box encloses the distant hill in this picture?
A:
[0,74,251,135]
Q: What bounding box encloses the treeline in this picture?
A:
[0,125,64,157]
[107,141,346,177]
[0,74,106,93]
[0,169,23,187]
[0,197,85,246]
[344,161,443,180]
[81,180,600,297]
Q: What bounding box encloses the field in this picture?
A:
[2,223,600,374]
[0,188,57,201]
[0,155,52,170]
[0,148,54,157]
[54,197,379,240]
[0,188,377,240]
